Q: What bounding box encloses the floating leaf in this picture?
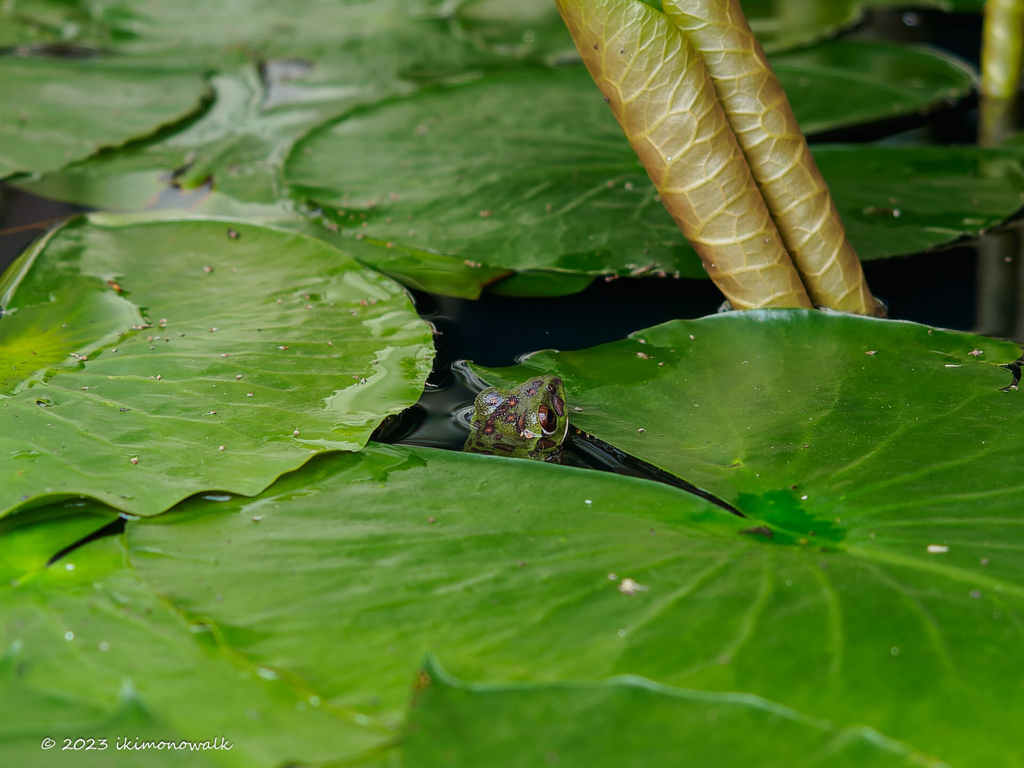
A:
[453,0,987,64]
[127,442,1023,765]
[0,216,433,517]
[3,0,463,67]
[11,0,521,209]
[453,0,864,60]
[285,62,999,284]
[0,58,207,178]
[405,658,934,767]
[0,535,381,767]
[0,503,114,583]
[475,310,1024,533]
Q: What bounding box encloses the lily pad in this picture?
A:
[406,658,933,767]
[0,503,115,583]
[453,0,987,65]
[13,60,520,299]
[2,0,461,67]
[285,63,1003,282]
[18,68,291,211]
[125,442,1024,766]
[453,0,865,60]
[11,0,521,209]
[0,215,434,517]
[0,57,208,178]
[475,310,1024,534]
[0,1,101,47]
[0,534,382,767]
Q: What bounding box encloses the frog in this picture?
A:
[464,375,569,462]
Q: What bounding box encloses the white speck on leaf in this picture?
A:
[618,578,648,596]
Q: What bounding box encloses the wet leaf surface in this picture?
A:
[124,442,1024,766]
[450,0,986,65]
[14,56,517,298]
[0,216,433,517]
[0,535,381,767]
[0,503,115,583]
[475,310,1024,539]
[405,658,933,767]
[14,30,979,298]
[3,0,463,67]
[286,64,1013,282]
[453,0,863,60]
[0,58,208,178]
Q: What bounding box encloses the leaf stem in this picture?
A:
[982,0,1024,100]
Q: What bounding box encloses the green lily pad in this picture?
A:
[453,0,987,65]
[14,65,514,301]
[0,57,208,178]
[475,310,1024,533]
[453,0,865,60]
[0,215,434,518]
[768,41,974,136]
[0,503,115,583]
[18,68,291,210]
[0,535,382,767]
[0,0,100,47]
[745,0,861,52]
[14,60,519,299]
[3,0,458,66]
[285,62,1001,283]
[125,442,1024,765]
[406,658,934,767]
[818,145,1024,259]
[10,0,520,208]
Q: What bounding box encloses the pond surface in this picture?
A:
[1,7,1021,460]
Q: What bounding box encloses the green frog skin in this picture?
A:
[464,376,569,462]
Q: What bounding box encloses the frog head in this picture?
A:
[464,375,569,461]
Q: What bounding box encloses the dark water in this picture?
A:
[2,8,1022,466]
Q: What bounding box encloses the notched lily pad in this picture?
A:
[125,442,1024,766]
[285,62,1005,285]
[474,310,1024,542]
[0,215,434,517]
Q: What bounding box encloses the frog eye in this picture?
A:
[538,404,557,435]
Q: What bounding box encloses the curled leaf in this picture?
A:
[555,0,812,310]
[663,0,882,316]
